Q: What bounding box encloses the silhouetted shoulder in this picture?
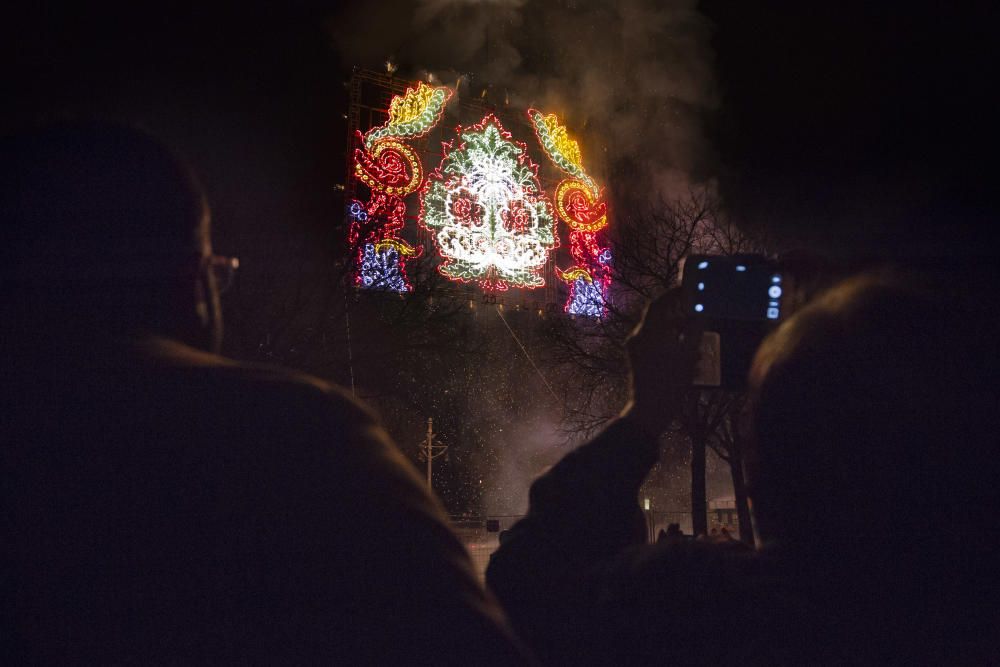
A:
[138,337,373,417]
[136,337,443,509]
[50,340,525,664]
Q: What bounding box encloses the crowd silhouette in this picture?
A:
[488,268,999,664]
[3,122,998,664]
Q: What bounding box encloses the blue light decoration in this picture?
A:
[564,246,612,317]
[348,200,368,222]
[348,200,415,293]
[566,276,607,317]
[359,242,409,292]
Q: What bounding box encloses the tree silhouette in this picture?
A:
[542,187,776,538]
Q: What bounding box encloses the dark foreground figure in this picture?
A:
[488,271,1000,664]
[1,124,530,664]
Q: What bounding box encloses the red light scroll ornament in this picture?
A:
[354,138,423,197]
[555,179,608,233]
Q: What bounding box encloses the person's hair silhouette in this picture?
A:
[3,121,223,349]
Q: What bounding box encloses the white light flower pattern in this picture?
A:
[420,115,557,291]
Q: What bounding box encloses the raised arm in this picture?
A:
[485,291,699,661]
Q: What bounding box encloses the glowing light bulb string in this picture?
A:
[493,305,562,407]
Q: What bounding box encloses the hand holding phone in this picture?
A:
[623,288,703,439]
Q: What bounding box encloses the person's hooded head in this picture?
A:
[2,121,226,353]
[747,271,997,565]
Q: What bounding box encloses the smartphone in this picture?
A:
[681,254,783,388]
[681,254,783,321]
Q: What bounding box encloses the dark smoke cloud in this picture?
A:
[331,0,717,203]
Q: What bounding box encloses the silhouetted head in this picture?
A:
[747,270,998,567]
[1,121,221,352]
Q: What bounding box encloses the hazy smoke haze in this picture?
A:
[331,0,718,204]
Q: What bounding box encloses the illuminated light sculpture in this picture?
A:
[529,109,612,317]
[528,110,598,197]
[420,115,558,291]
[364,82,451,148]
[357,240,419,292]
[565,272,608,318]
[348,198,422,291]
[354,139,423,196]
[349,82,453,292]
[554,179,607,232]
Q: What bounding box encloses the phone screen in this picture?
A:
[682,254,783,321]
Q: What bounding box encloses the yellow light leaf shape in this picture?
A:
[375,238,421,258]
[557,267,594,284]
[539,113,583,169]
[388,82,438,126]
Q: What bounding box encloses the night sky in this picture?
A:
[703,1,997,256]
[4,1,995,258]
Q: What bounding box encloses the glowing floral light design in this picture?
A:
[349,82,453,292]
[528,110,598,197]
[420,115,558,291]
[354,139,423,197]
[528,109,612,317]
[357,241,415,292]
[564,273,608,318]
[364,82,451,149]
